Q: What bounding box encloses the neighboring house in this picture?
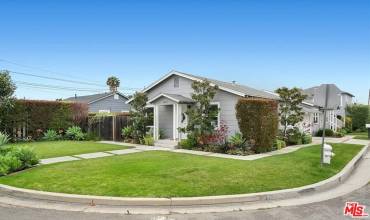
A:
[127,70,279,141]
[65,91,130,113]
[303,84,354,132]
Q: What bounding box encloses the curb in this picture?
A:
[0,144,368,207]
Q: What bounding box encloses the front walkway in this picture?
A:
[40,135,368,165]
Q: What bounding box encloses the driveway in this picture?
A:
[0,183,368,220]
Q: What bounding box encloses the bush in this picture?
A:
[179,134,198,150]
[0,100,88,141]
[43,129,61,141]
[229,133,246,149]
[66,126,85,141]
[236,98,279,153]
[122,126,133,140]
[316,129,334,137]
[141,135,154,146]
[0,132,10,148]
[7,147,39,169]
[0,154,22,175]
[302,133,312,144]
[286,128,302,145]
[273,139,286,150]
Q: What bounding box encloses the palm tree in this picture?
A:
[106,76,120,92]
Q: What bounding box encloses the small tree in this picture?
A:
[129,92,151,142]
[181,80,219,146]
[275,87,307,137]
[106,76,120,92]
[0,70,16,130]
[346,104,369,131]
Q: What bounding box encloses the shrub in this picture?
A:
[7,147,39,169]
[122,126,133,140]
[273,139,286,150]
[286,128,302,145]
[316,129,334,137]
[179,134,198,149]
[236,98,279,153]
[0,154,22,174]
[0,132,10,148]
[43,129,61,141]
[1,100,88,141]
[229,133,246,148]
[141,135,154,146]
[302,133,312,144]
[66,126,85,141]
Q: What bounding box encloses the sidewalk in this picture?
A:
[40,136,369,165]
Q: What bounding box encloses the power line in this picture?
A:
[15,81,106,92]
[0,58,103,84]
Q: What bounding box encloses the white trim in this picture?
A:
[147,93,180,104]
[89,92,128,104]
[210,102,221,129]
[126,70,246,103]
[173,104,176,140]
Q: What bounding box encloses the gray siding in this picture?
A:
[89,94,130,113]
[213,90,241,135]
[147,75,194,100]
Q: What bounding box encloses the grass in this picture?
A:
[9,141,130,158]
[350,132,369,140]
[0,143,363,197]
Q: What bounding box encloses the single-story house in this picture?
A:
[127,70,280,141]
[65,91,130,113]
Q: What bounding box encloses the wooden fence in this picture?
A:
[87,114,130,141]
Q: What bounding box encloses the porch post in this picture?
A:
[154,105,159,140]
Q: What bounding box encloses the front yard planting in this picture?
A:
[0,143,363,197]
[10,141,130,159]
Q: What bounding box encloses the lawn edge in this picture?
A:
[0,144,368,207]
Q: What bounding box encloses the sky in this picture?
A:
[1,0,369,103]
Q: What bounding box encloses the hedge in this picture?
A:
[0,100,88,140]
[235,98,279,153]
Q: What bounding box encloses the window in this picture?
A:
[99,110,110,113]
[174,77,179,88]
[313,113,319,124]
[210,102,220,128]
[114,94,119,100]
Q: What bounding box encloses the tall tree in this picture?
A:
[129,92,151,142]
[275,87,307,137]
[181,80,219,143]
[106,76,120,92]
[0,70,16,129]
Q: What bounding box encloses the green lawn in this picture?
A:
[0,143,363,197]
[10,141,130,159]
[350,132,369,140]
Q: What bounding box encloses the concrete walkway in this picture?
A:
[39,136,368,165]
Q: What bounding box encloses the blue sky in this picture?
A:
[1,0,369,103]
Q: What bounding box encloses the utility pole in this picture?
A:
[368,89,370,106]
[321,84,330,166]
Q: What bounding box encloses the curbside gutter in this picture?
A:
[0,144,368,207]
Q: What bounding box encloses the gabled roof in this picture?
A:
[148,93,195,104]
[65,91,128,104]
[127,70,279,103]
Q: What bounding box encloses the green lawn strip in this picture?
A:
[349,132,369,140]
[9,141,131,159]
[0,143,363,197]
